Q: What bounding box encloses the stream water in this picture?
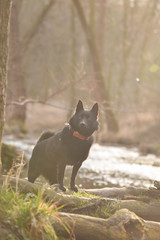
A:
[3,136,160,189]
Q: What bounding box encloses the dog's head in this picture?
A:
[69,100,99,137]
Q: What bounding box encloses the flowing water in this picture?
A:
[3,136,160,189]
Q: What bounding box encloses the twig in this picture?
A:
[6,73,87,111]
[45,72,87,101]
[6,99,73,111]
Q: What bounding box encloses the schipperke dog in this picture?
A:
[28,100,98,192]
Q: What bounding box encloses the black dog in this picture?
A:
[28,100,98,192]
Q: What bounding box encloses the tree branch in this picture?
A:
[23,0,57,53]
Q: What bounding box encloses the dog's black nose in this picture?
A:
[80,122,87,129]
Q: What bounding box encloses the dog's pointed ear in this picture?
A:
[91,103,98,118]
[76,100,84,113]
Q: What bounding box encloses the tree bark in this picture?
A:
[67,3,76,119]
[0,0,12,179]
[72,0,119,132]
[85,186,158,199]
[23,0,56,52]
[7,0,57,128]
[7,0,26,125]
[97,0,106,67]
[54,209,160,240]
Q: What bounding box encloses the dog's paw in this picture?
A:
[71,185,78,192]
[59,185,66,192]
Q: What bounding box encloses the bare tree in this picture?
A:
[97,0,106,67]
[72,0,118,132]
[7,0,57,129]
[23,0,56,52]
[0,0,12,178]
[116,0,130,103]
[7,0,26,126]
[89,0,95,36]
[67,3,76,118]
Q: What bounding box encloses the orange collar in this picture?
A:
[68,125,90,141]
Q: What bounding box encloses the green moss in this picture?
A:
[69,198,90,211]
[73,191,99,199]
[6,120,28,136]
[94,202,120,219]
[1,143,19,173]
[15,120,27,134]
[146,144,160,156]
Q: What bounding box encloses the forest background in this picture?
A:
[6,0,160,154]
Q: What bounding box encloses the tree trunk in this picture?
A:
[23,0,56,52]
[117,0,130,104]
[54,209,160,240]
[89,0,95,36]
[7,0,26,126]
[97,0,106,67]
[0,0,12,180]
[67,3,76,119]
[72,0,119,132]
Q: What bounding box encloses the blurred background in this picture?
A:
[5,0,160,155]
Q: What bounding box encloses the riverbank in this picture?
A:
[5,103,160,157]
[2,136,160,190]
[1,176,160,240]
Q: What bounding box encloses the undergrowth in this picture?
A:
[73,191,99,199]
[0,187,67,240]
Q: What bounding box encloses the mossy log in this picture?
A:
[85,185,160,200]
[53,209,160,240]
[1,143,19,173]
[2,175,85,208]
[3,176,160,222]
[72,196,160,222]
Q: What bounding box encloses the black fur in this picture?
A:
[28,100,99,192]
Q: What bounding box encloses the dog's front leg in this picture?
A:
[70,162,82,192]
[57,161,66,192]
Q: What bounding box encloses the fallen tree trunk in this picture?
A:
[72,196,160,222]
[3,176,160,222]
[2,175,89,208]
[85,186,160,200]
[2,176,160,239]
[53,208,160,240]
